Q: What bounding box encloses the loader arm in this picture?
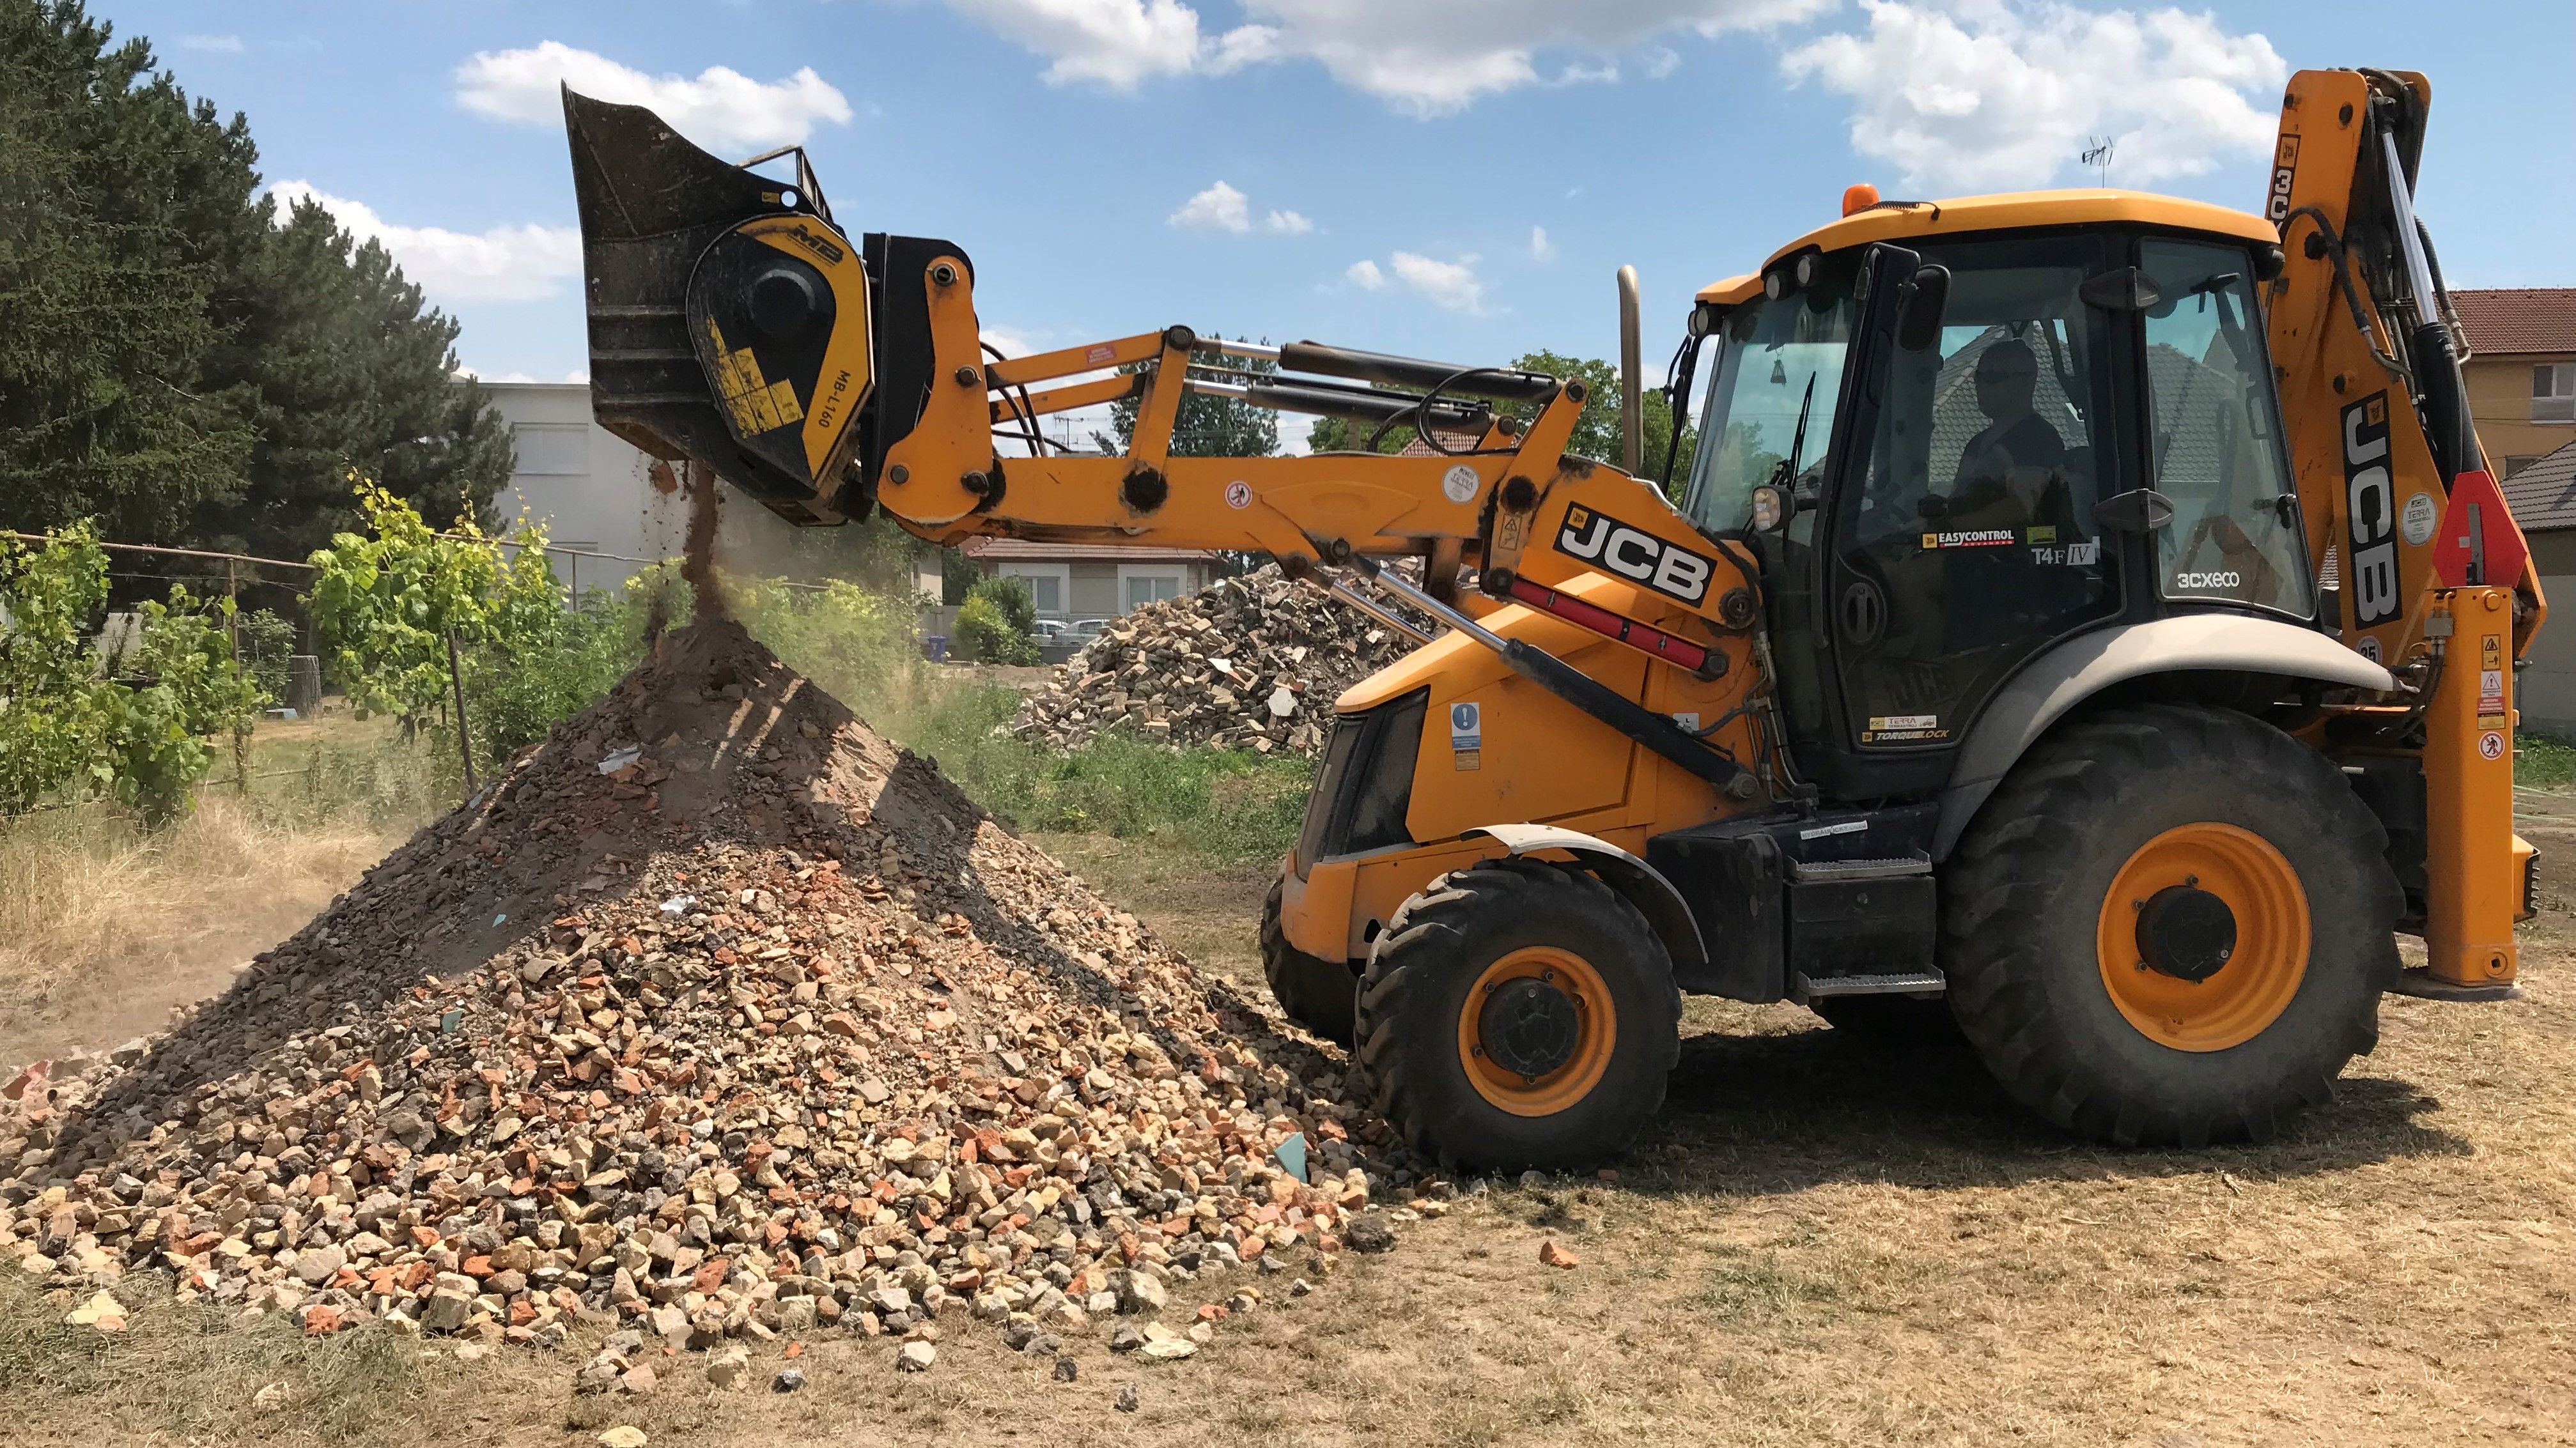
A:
[561,88,1765,789]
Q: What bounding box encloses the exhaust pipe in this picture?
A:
[1618,265,1643,475]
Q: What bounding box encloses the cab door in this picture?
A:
[1799,236,2129,798]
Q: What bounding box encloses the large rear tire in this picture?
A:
[1354,859,1680,1171]
[1941,704,2401,1146]
[1261,876,1358,1045]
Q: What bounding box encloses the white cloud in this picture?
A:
[1170,183,1314,236]
[943,0,1202,88]
[1346,259,1386,289]
[182,34,244,53]
[1169,180,1252,232]
[1551,61,1621,86]
[1529,225,1555,261]
[1782,1,2287,191]
[454,41,852,155]
[981,325,1044,359]
[269,181,583,303]
[1643,45,1682,78]
[1390,251,1486,313]
[945,0,1826,114]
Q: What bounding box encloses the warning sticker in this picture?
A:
[2481,730,2506,762]
[1449,701,1482,769]
[2481,633,2506,721]
[2401,491,2439,548]
[1863,714,1948,744]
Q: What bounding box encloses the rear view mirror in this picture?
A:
[1897,265,1950,351]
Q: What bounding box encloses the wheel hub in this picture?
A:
[1477,976,1582,1079]
[2135,884,2237,983]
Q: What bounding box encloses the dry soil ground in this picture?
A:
[0,715,424,1073]
[6,820,2576,1447]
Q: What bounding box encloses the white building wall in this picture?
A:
[469,380,945,605]
[475,381,690,594]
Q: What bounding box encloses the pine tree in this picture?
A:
[0,0,513,559]
[0,1,260,541]
[199,197,514,559]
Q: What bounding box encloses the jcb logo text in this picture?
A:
[1555,505,1714,605]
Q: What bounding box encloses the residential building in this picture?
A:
[963,537,1220,622]
[471,380,940,601]
[2449,288,2576,477]
[476,381,688,590]
[2502,438,2576,734]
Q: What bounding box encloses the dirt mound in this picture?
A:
[0,621,1395,1361]
[1011,565,1414,757]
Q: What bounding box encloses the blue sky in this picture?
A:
[110,0,2576,431]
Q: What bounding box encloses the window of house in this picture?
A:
[511,424,587,475]
[998,565,1066,617]
[1120,568,1183,612]
[2534,363,2576,424]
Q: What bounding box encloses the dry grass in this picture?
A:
[6,824,2575,1445]
[1032,831,1275,983]
[0,797,408,1072]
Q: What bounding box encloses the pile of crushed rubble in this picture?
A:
[1011,565,1416,757]
[0,620,1405,1376]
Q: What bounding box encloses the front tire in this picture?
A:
[1261,876,1358,1045]
[1941,704,2401,1146]
[1354,859,1680,1171]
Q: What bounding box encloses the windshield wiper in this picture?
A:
[1770,373,1819,496]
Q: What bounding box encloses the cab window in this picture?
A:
[1686,259,1857,537]
[2138,239,2313,616]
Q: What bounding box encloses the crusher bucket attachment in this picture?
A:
[562,87,972,527]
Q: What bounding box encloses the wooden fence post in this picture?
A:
[227,558,249,797]
[446,629,478,794]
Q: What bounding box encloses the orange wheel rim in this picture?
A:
[2095,822,2308,1052]
[1455,946,1618,1116]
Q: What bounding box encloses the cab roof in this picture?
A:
[1695,189,2279,304]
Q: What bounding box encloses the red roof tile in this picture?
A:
[966,537,1217,563]
[2502,436,2576,533]
[2451,289,2576,357]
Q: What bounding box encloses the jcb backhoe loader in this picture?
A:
[559,66,2541,1169]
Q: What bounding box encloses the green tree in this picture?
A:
[1095,337,1279,457]
[1305,351,1699,500]
[200,196,515,560]
[954,575,1039,664]
[0,525,260,821]
[303,480,561,730]
[0,1,261,541]
[0,1,512,557]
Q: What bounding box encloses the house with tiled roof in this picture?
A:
[2493,435,2576,734]
[2449,288,2576,477]
[962,536,1222,623]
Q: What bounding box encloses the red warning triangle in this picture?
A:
[2428,468,2528,591]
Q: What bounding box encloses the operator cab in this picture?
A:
[1684,194,2311,801]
